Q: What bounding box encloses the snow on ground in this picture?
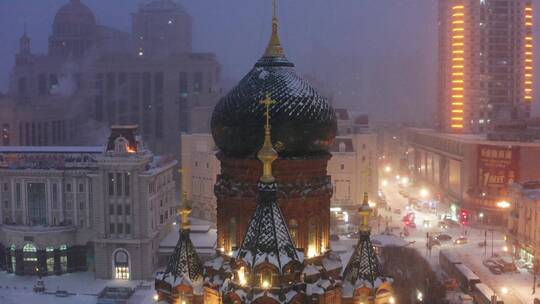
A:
[379,179,539,304]
[0,271,157,303]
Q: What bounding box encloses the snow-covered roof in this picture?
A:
[236,181,302,272]
[157,228,203,286]
[342,229,385,287]
[0,146,104,153]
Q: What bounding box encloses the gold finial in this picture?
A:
[178,168,191,230]
[264,0,284,57]
[257,93,278,183]
[359,192,372,232]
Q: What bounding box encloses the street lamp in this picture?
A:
[401,177,409,185]
[419,188,429,199]
[500,286,508,295]
[382,179,388,187]
[385,165,392,173]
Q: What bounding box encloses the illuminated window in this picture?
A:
[114,249,130,280]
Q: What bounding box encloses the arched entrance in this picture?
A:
[112,248,130,280]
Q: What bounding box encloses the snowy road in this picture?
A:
[380,179,537,304]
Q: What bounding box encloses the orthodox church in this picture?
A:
[155,2,394,303]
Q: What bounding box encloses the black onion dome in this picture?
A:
[211,12,336,158]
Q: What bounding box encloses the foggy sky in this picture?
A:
[1,0,539,124]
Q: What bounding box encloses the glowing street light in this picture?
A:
[382,179,388,187]
[153,294,159,302]
[419,188,429,199]
[501,286,508,295]
[479,212,484,219]
[496,201,511,209]
[503,246,508,252]
[384,165,392,173]
[389,296,396,304]
[401,177,409,185]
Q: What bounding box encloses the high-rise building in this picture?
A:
[438,0,533,133]
[1,0,222,158]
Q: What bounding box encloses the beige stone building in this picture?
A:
[0,126,176,280]
[329,109,378,210]
[507,181,540,267]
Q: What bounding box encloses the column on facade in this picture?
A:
[10,180,15,222]
[59,181,64,223]
[21,179,27,225]
[73,177,78,226]
[47,180,53,225]
[0,179,3,223]
[86,178,91,228]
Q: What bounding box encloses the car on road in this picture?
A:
[438,221,449,229]
[477,241,487,247]
[454,236,468,245]
[436,234,452,242]
[330,234,340,241]
[407,221,416,228]
[422,220,432,228]
[488,264,503,275]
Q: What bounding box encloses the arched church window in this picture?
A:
[288,219,298,247]
[259,268,273,289]
[308,218,318,257]
[229,217,237,251]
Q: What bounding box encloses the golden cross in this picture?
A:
[260,93,276,130]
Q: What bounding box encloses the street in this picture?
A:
[379,178,536,304]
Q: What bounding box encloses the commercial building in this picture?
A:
[405,128,540,225]
[507,181,540,267]
[438,0,533,133]
[0,0,222,157]
[0,125,177,280]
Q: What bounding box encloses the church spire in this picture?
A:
[178,168,191,230]
[257,93,278,183]
[263,0,285,57]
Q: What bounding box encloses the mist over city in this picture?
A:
[0,0,540,303]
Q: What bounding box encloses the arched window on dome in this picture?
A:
[259,268,273,289]
[229,217,237,252]
[288,219,298,247]
[307,217,318,258]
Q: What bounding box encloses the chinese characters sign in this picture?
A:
[478,145,519,188]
